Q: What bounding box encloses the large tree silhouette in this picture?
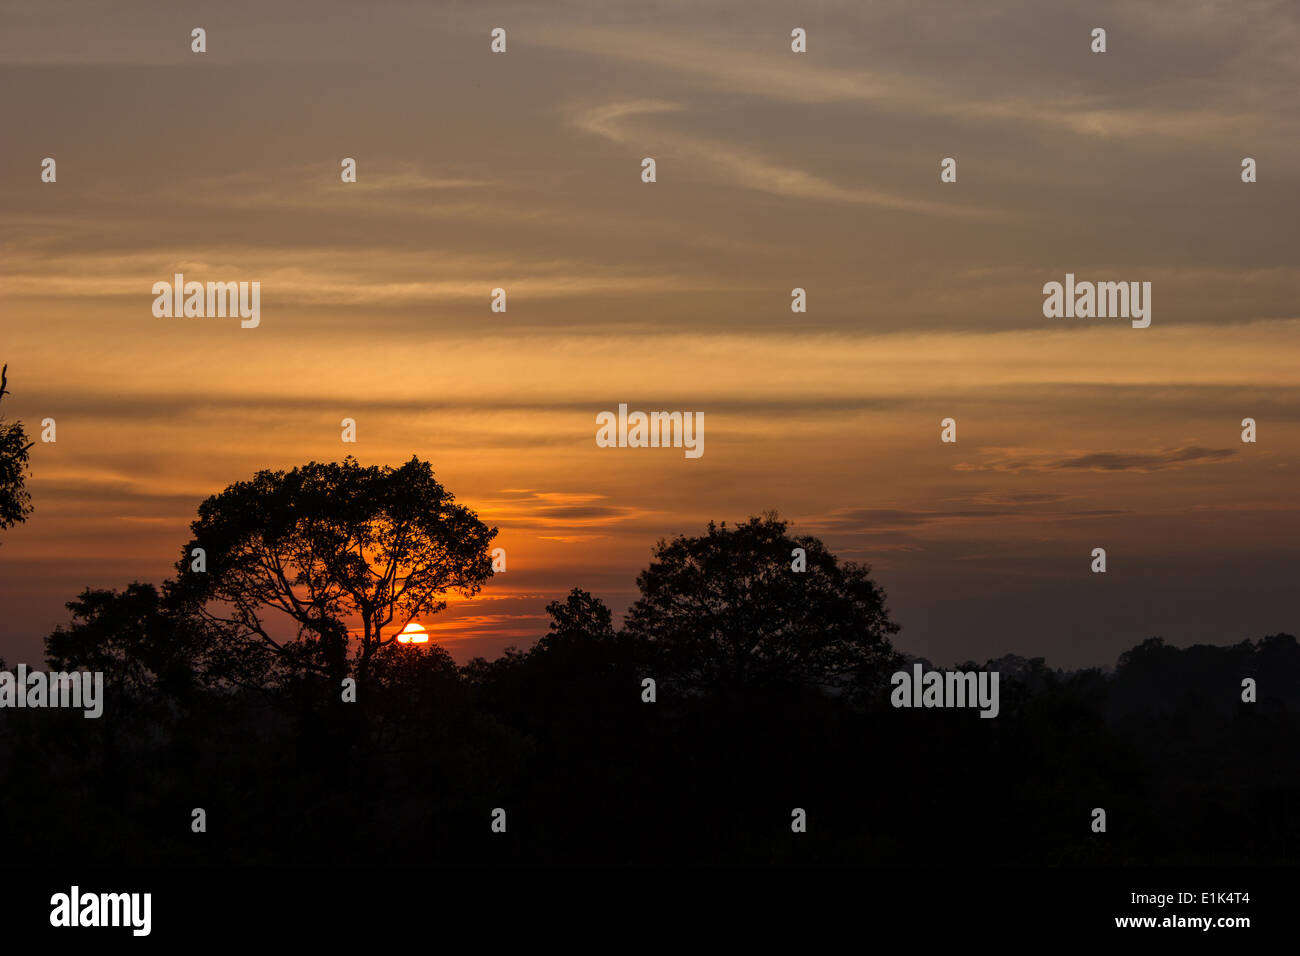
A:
[0,364,34,536]
[173,456,497,689]
[622,513,900,693]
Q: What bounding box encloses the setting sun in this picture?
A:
[396,621,430,644]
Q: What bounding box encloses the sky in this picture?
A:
[1,0,1297,669]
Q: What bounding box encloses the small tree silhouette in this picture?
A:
[0,364,34,536]
[536,588,618,651]
[173,456,497,691]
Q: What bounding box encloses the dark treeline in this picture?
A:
[1,539,1297,866]
[0,449,1295,866]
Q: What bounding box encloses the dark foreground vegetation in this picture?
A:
[0,449,1295,867]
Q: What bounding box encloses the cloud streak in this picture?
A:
[956,446,1238,474]
[567,99,993,217]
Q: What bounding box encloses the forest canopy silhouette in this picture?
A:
[4,455,1298,866]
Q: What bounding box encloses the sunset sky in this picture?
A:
[1,0,1297,669]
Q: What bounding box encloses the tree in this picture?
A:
[46,581,297,700]
[173,456,497,690]
[45,583,206,709]
[534,587,617,653]
[464,589,641,744]
[622,513,900,693]
[365,639,465,733]
[0,364,34,535]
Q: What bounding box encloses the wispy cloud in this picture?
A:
[956,446,1237,474]
[567,99,992,217]
[536,16,1296,147]
[0,246,735,304]
[477,491,657,532]
[813,504,1129,533]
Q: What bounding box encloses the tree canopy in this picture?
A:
[622,513,900,692]
[173,455,497,687]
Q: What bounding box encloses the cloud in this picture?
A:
[959,491,1070,505]
[567,99,991,217]
[818,508,1014,530]
[534,13,1296,148]
[476,491,658,531]
[812,504,1129,533]
[956,446,1237,474]
[0,245,735,305]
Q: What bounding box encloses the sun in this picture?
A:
[396,621,430,644]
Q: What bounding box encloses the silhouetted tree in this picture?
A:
[535,587,618,651]
[623,513,900,694]
[0,364,34,536]
[45,581,295,700]
[41,583,243,809]
[172,456,497,691]
[46,583,202,706]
